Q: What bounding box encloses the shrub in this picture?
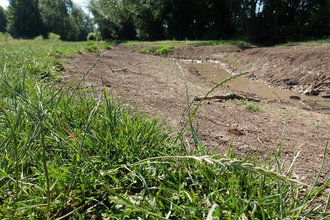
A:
[87,32,102,41]
[34,35,44,40]
[0,32,12,41]
[48,32,61,40]
[87,32,96,41]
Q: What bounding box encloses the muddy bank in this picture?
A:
[164,44,330,98]
[187,61,330,112]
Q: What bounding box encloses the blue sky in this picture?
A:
[0,0,88,9]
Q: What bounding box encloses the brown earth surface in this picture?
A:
[63,44,330,186]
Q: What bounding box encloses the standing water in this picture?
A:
[187,60,330,112]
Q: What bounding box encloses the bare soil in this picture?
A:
[63,43,330,185]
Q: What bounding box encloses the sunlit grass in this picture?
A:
[109,39,251,47]
[193,39,251,46]
[278,37,330,47]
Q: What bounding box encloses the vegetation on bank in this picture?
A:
[0,39,330,219]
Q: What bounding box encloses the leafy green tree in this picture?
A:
[0,6,7,33]
[39,0,93,41]
[89,0,330,42]
[127,0,165,40]
[232,0,330,44]
[70,3,94,41]
[7,0,46,38]
[89,0,239,41]
[39,0,77,40]
[88,0,136,40]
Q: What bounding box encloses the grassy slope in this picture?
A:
[0,39,329,219]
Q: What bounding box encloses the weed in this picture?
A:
[311,122,321,129]
[85,41,100,52]
[230,99,261,112]
[154,45,175,56]
[246,102,261,112]
[224,56,236,65]
[138,46,153,54]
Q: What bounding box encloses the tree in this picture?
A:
[7,0,46,38]
[70,3,94,41]
[88,0,137,40]
[39,0,93,41]
[162,0,239,40]
[39,0,77,40]
[89,0,330,42]
[0,6,7,33]
[232,0,330,44]
[127,0,165,40]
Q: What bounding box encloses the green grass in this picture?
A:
[278,37,330,47]
[137,45,176,56]
[229,99,262,112]
[110,39,252,47]
[112,38,330,48]
[0,39,330,219]
[193,39,251,47]
[224,56,237,66]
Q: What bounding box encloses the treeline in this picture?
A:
[89,0,330,44]
[0,0,93,41]
[1,0,330,44]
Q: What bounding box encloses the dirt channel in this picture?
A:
[63,44,330,186]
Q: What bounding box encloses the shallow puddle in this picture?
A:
[187,61,330,112]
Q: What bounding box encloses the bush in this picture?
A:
[48,32,61,40]
[87,32,96,41]
[34,35,44,40]
[87,32,102,41]
[95,31,102,41]
[0,32,13,41]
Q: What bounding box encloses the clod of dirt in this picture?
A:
[227,128,245,136]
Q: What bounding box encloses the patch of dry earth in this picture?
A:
[63,44,330,185]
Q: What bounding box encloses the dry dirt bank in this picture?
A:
[63,44,330,185]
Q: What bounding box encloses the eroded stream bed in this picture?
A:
[187,61,330,112]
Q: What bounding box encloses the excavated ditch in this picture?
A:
[181,59,330,113]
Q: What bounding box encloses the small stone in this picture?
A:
[319,90,330,98]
